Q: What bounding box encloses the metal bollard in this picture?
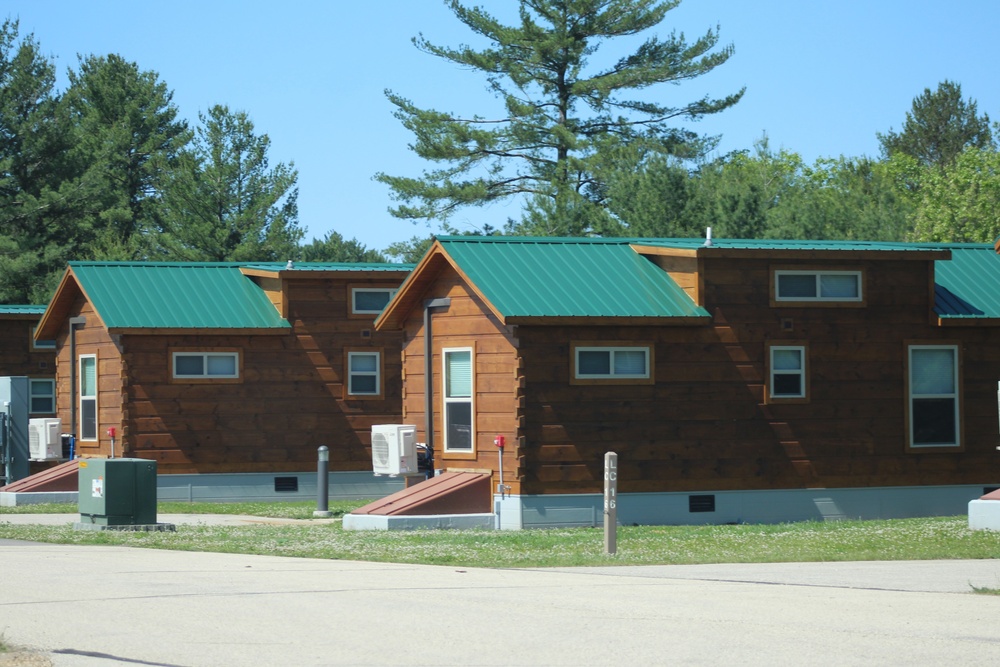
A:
[313,446,333,518]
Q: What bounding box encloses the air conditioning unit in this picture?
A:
[28,418,63,461]
[371,424,417,476]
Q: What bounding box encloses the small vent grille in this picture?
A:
[274,476,299,493]
[689,494,716,513]
[372,432,390,467]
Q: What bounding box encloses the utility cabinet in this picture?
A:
[78,458,158,526]
[0,376,30,485]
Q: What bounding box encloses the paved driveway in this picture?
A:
[1,536,999,666]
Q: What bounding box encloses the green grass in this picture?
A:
[971,585,1000,595]
[2,502,1000,568]
[0,500,366,519]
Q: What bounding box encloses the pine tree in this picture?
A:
[376,0,743,236]
[64,54,191,260]
[0,19,77,303]
[878,80,992,169]
[159,105,301,261]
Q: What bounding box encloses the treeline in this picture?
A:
[388,79,999,264]
[0,20,383,304]
[599,79,997,244]
[4,13,999,302]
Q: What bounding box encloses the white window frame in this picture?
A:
[347,350,381,396]
[79,354,97,441]
[351,287,398,315]
[774,270,862,302]
[768,345,807,400]
[442,347,474,453]
[29,378,55,414]
[908,344,960,448]
[574,346,650,380]
[172,352,240,379]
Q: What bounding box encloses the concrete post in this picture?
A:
[604,451,618,555]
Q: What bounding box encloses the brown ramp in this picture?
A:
[1,459,80,493]
[351,471,492,516]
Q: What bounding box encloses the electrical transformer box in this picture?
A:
[78,458,158,526]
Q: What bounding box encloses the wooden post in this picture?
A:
[604,451,618,555]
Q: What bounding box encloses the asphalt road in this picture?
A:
[1,519,999,666]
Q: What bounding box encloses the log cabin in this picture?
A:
[0,305,57,415]
[374,236,1000,528]
[31,260,412,500]
[0,305,58,483]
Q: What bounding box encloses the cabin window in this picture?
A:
[79,355,97,441]
[29,378,55,414]
[347,350,381,397]
[31,325,55,350]
[351,287,398,315]
[573,346,650,381]
[443,347,474,452]
[908,345,960,448]
[774,270,862,302]
[767,345,808,402]
[172,352,240,379]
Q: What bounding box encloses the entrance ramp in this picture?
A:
[1,459,80,506]
[1,459,79,493]
[344,471,496,530]
[350,471,492,516]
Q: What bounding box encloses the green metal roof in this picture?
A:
[242,262,413,272]
[69,262,290,330]
[0,304,47,315]
[437,237,709,319]
[635,238,942,252]
[934,245,1000,319]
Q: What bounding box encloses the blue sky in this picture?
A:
[6,1,999,252]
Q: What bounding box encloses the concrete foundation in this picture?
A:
[968,499,1000,530]
[342,512,495,531]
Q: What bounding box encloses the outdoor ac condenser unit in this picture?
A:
[371,424,417,476]
[28,418,63,461]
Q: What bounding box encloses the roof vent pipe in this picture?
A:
[285,259,294,270]
[703,227,713,247]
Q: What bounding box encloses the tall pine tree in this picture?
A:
[878,80,992,169]
[0,19,77,303]
[160,105,301,261]
[376,0,743,236]
[64,54,191,260]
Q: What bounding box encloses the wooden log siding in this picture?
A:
[49,298,124,459]
[400,272,520,490]
[48,275,405,474]
[0,318,55,379]
[513,256,1000,495]
[131,350,400,471]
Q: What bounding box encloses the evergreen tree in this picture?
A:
[298,231,386,263]
[602,149,694,237]
[160,105,301,261]
[682,138,801,239]
[0,19,77,303]
[383,235,435,264]
[878,80,992,169]
[377,0,743,236]
[64,54,191,260]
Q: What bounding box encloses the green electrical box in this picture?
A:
[78,458,158,526]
